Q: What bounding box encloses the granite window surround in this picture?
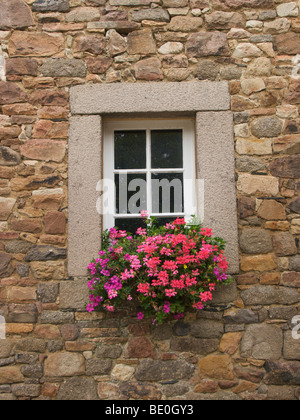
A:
[68,81,239,277]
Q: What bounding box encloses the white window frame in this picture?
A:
[103,118,196,231]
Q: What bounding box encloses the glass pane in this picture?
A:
[152,173,184,214]
[115,130,146,170]
[115,173,147,214]
[114,218,145,235]
[151,130,183,169]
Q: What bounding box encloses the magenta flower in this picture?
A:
[137,312,144,320]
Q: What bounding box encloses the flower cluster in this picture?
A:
[86,215,232,324]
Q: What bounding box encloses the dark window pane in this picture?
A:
[151,130,183,169]
[115,130,146,170]
[151,173,184,214]
[114,218,145,235]
[115,173,147,214]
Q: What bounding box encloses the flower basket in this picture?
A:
[86,214,233,324]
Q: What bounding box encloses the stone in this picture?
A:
[275,33,300,55]
[0,367,24,385]
[32,0,70,12]
[135,360,194,381]
[272,232,297,257]
[236,138,272,155]
[59,279,89,310]
[10,218,42,233]
[20,140,67,163]
[198,354,234,380]
[164,68,191,81]
[197,60,220,80]
[169,16,203,31]
[125,337,156,358]
[0,197,16,221]
[74,35,105,55]
[251,116,283,138]
[186,31,229,57]
[111,364,135,382]
[0,82,27,105]
[237,174,279,196]
[265,361,300,385]
[283,330,300,360]
[120,382,162,400]
[97,382,119,400]
[240,254,277,272]
[241,285,300,305]
[190,319,223,339]
[241,78,265,95]
[87,21,139,33]
[246,57,273,77]
[170,337,219,354]
[224,308,258,324]
[0,0,34,29]
[205,11,244,29]
[236,156,265,173]
[212,0,275,9]
[8,31,64,57]
[270,156,300,179]
[238,196,255,219]
[4,240,32,254]
[86,359,112,376]
[133,58,163,81]
[281,272,300,288]
[257,200,286,221]
[0,252,13,278]
[40,59,86,77]
[163,0,188,6]
[43,211,66,235]
[6,58,38,76]
[132,8,170,22]
[44,352,85,377]
[86,57,113,74]
[57,377,98,400]
[66,7,100,22]
[265,17,291,34]
[32,192,64,211]
[37,283,59,303]
[29,90,68,107]
[239,228,272,255]
[25,245,66,262]
[233,43,262,59]
[291,219,300,235]
[127,29,156,55]
[16,263,29,278]
[33,120,68,139]
[158,42,183,55]
[277,2,299,17]
[241,324,282,360]
[290,255,300,271]
[107,31,127,56]
[219,332,243,355]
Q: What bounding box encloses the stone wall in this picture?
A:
[0,0,300,400]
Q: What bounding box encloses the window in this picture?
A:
[103,119,195,233]
[68,81,239,277]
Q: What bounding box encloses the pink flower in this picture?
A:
[137,312,144,320]
[141,210,148,218]
[165,288,177,297]
[86,303,94,313]
[137,282,150,296]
